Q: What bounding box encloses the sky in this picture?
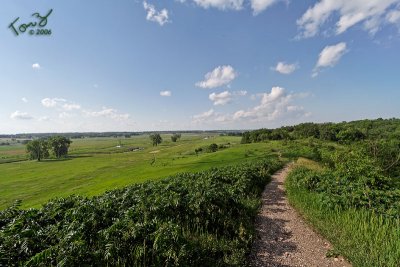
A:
[1,0,400,133]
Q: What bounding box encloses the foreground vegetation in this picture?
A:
[286,158,400,266]
[0,159,283,266]
[0,135,288,209]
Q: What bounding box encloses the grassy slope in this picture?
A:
[0,135,280,209]
[286,159,400,267]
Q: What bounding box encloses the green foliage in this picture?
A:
[207,143,218,153]
[149,133,162,146]
[49,136,72,158]
[0,159,283,266]
[288,151,400,216]
[336,128,365,144]
[241,118,400,144]
[26,139,50,161]
[171,133,182,142]
[362,139,400,177]
[286,180,400,267]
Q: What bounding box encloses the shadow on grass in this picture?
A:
[39,155,93,162]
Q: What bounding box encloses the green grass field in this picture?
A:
[0,134,280,209]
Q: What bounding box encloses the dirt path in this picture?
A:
[249,165,351,267]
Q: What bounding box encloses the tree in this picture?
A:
[171,133,181,142]
[26,139,49,161]
[207,143,218,153]
[150,133,162,146]
[49,136,72,158]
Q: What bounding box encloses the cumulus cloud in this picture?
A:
[387,8,400,23]
[233,87,308,122]
[84,107,131,121]
[313,42,347,77]
[193,0,244,10]
[208,90,247,105]
[182,0,281,13]
[297,0,400,38]
[59,112,73,119]
[192,109,215,123]
[32,63,41,70]
[273,62,298,74]
[234,90,247,96]
[10,111,33,120]
[22,97,28,103]
[62,103,81,111]
[209,91,232,106]
[41,98,66,108]
[196,65,237,89]
[160,90,172,97]
[41,98,81,111]
[38,116,50,122]
[250,0,282,15]
[143,1,170,26]
[192,87,309,126]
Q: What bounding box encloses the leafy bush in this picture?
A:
[288,151,400,217]
[207,143,218,153]
[0,159,283,266]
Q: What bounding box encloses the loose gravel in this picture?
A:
[249,166,351,267]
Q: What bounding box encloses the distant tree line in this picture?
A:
[26,136,72,161]
[241,118,400,144]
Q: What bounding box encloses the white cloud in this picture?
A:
[313,42,347,77]
[387,8,400,23]
[196,65,237,89]
[209,91,232,105]
[233,86,308,122]
[234,90,247,96]
[143,1,170,26]
[32,63,41,70]
[160,90,172,97]
[84,107,131,121]
[41,98,67,108]
[191,87,309,126]
[38,116,50,122]
[273,62,298,74]
[62,103,81,111]
[192,109,215,123]
[22,97,28,103]
[250,0,281,15]
[180,0,282,13]
[297,0,400,38]
[193,0,244,10]
[59,112,73,119]
[10,111,33,120]
[41,98,81,111]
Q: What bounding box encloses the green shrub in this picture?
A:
[0,159,283,266]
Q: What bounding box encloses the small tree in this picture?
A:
[26,139,49,161]
[171,133,182,142]
[207,143,218,153]
[150,133,162,146]
[49,136,72,158]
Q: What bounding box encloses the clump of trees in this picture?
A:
[149,133,162,146]
[207,143,218,153]
[26,136,72,161]
[171,133,181,142]
[241,118,400,144]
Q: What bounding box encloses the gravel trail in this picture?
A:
[249,166,351,267]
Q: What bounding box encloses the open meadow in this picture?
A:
[0,134,282,209]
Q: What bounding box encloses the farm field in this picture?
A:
[0,134,281,209]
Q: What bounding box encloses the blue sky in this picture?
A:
[1,0,400,133]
